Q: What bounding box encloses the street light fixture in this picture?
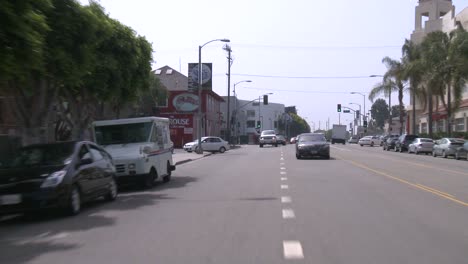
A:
[351,92,366,127]
[196,38,230,154]
[369,74,384,78]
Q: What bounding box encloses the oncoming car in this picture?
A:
[259,130,278,147]
[295,133,330,159]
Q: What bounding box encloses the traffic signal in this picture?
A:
[337,104,342,112]
[256,120,261,129]
[263,95,268,105]
[363,120,368,127]
[356,110,360,119]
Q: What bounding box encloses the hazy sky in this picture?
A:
[79,0,466,129]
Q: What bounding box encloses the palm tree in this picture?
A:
[372,57,407,135]
[369,78,397,133]
[402,39,426,135]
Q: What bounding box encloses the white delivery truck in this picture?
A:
[331,124,347,145]
[92,117,175,188]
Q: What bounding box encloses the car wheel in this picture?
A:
[259,144,263,148]
[163,162,172,183]
[383,146,386,151]
[219,147,226,153]
[324,155,330,160]
[370,142,374,147]
[105,177,118,201]
[142,168,157,189]
[65,185,81,216]
[360,144,363,147]
[433,151,437,157]
[296,153,301,159]
[442,150,447,158]
[415,150,419,155]
[275,144,278,147]
[399,146,403,153]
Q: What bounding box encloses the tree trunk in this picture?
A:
[447,82,452,136]
[388,89,392,134]
[398,85,404,135]
[428,89,433,138]
[411,78,417,134]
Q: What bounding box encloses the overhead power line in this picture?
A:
[239,86,355,94]
[213,73,381,79]
[234,44,401,50]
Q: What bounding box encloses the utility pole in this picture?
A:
[224,45,232,143]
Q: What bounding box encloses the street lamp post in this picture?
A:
[231,80,252,144]
[351,92,366,126]
[196,38,230,154]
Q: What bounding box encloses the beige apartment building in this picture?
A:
[407,0,468,135]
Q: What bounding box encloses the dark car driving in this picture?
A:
[0,141,118,216]
[395,134,419,152]
[383,135,399,151]
[295,133,330,159]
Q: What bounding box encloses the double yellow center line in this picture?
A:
[337,155,468,207]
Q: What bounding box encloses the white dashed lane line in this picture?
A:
[281,185,289,189]
[283,241,304,259]
[281,196,292,203]
[280,171,287,175]
[282,209,296,219]
[281,177,288,181]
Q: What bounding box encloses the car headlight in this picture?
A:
[128,163,136,169]
[41,170,67,188]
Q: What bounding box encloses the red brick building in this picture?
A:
[156,66,224,148]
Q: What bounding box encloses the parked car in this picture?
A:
[295,133,330,159]
[0,141,118,216]
[358,136,381,147]
[455,141,468,160]
[408,138,434,155]
[395,134,419,152]
[290,137,297,144]
[432,138,466,158]
[183,136,229,153]
[259,130,278,147]
[276,134,287,145]
[348,136,359,144]
[382,135,399,151]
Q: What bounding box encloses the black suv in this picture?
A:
[395,134,419,153]
[382,135,399,151]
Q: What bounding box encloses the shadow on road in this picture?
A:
[0,177,197,264]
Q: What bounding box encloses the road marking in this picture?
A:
[280,157,284,160]
[281,167,286,170]
[281,185,289,189]
[336,155,468,207]
[281,196,292,203]
[331,146,351,151]
[416,184,455,198]
[280,171,287,175]
[281,177,288,181]
[283,241,304,259]
[280,162,285,165]
[282,209,295,219]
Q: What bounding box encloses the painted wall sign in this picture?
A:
[172,93,199,112]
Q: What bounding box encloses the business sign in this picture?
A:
[188,63,212,92]
[172,93,199,112]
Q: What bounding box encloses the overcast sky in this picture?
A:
[79,0,466,129]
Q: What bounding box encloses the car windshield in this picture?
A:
[449,138,465,144]
[3,142,75,168]
[261,130,276,136]
[299,134,326,142]
[405,135,418,141]
[420,138,433,142]
[95,122,153,145]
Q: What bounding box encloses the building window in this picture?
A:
[246,120,255,128]
[454,118,465,132]
[437,120,445,132]
[421,123,427,134]
[246,110,256,118]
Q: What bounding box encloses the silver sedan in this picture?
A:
[408,138,434,155]
[433,138,466,158]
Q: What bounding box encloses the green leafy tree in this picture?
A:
[370,99,389,129]
[391,105,405,118]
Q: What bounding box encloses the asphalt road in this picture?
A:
[1,143,467,264]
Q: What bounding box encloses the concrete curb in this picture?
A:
[174,153,212,166]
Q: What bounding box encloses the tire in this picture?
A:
[399,146,403,153]
[142,169,157,189]
[219,147,226,153]
[296,154,301,159]
[415,150,419,155]
[275,144,278,147]
[383,146,386,151]
[259,144,263,148]
[370,142,374,147]
[324,155,330,160]
[442,150,447,158]
[433,151,437,157]
[163,162,172,183]
[65,185,81,216]
[105,177,118,201]
[360,145,363,147]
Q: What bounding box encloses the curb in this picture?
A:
[174,153,212,166]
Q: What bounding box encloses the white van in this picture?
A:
[92,117,175,188]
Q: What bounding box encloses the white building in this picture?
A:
[221,96,285,144]
[408,0,468,135]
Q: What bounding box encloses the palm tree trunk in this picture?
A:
[388,89,392,134]
[428,90,433,138]
[447,82,452,136]
[398,85,404,135]
[411,78,417,134]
